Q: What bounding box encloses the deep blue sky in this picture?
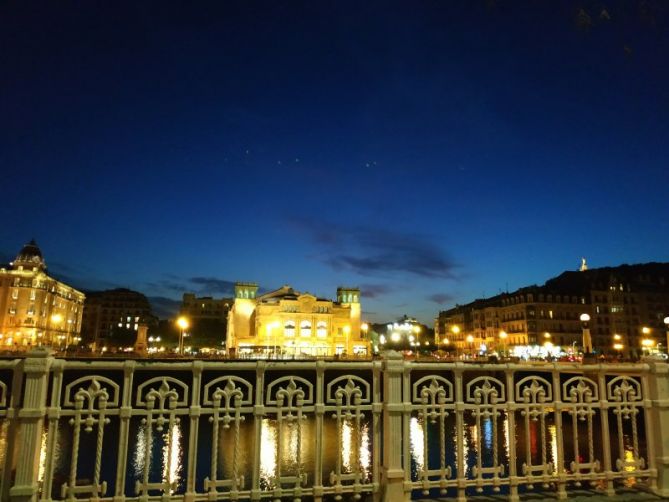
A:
[2,1,668,322]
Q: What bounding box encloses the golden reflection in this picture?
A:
[409,416,425,473]
[342,419,353,472]
[260,419,278,483]
[0,421,8,479]
[549,424,558,471]
[38,429,48,483]
[285,422,300,471]
[359,422,371,476]
[623,448,636,487]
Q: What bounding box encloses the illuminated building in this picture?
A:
[0,240,84,349]
[81,288,154,349]
[435,262,669,356]
[226,283,368,356]
[378,315,427,350]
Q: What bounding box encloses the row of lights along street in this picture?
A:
[26,312,669,362]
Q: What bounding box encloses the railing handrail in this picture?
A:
[1,351,669,502]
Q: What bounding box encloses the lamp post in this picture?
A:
[499,330,508,358]
[361,322,369,356]
[641,327,654,357]
[441,337,450,355]
[613,342,624,358]
[665,317,669,355]
[580,313,592,355]
[177,316,189,356]
[466,334,474,358]
[451,325,461,357]
[50,313,63,350]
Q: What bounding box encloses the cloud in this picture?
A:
[147,279,191,292]
[428,293,454,305]
[148,296,182,318]
[360,283,394,299]
[147,275,236,297]
[288,217,457,279]
[189,277,236,295]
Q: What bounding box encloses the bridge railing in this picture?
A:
[1,349,669,502]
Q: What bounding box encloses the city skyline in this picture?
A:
[2,2,668,323]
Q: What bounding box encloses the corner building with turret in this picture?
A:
[226,282,368,357]
[0,240,85,349]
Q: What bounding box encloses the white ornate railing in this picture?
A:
[1,350,669,502]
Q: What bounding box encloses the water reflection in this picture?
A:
[0,421,8,479]
[31,407,647,497]
[259,419,277,484]
[133,422,183,492]
[410,417,425,474]
[549,424,558,471]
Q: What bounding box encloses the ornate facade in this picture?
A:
[226,282,368,356]
[0,240,85,350]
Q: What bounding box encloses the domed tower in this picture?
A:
[12,239,47,271]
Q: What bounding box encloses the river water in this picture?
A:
[5,409,643,499]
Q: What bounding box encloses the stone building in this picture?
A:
[0,240,85,350]
[435,262,669,357]
[81,288,153,349]
[180,293,232,321]
[226,282,368,357]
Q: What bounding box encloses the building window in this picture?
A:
[317,321,327,338]
[11,289,18,300]
[284,321,295,337]
[300,320,311,337]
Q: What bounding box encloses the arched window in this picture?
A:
[284,320,295,337]
[300,320,311,337]
[316,321,327,338]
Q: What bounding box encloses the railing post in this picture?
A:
[9,349,54,502]
[381,351,409,502]
[646,361,669,496]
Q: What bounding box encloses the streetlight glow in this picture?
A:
[177,317,189,330]
[177,316,189,356]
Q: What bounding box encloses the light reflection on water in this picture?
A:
[132,422,183,492]
[408,412,644,493]
[6,410,644,498]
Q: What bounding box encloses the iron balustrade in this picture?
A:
[0,350,668,501]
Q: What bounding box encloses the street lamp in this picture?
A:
[344,325,351,356]
[441,337,450,351]
[664,317,669,354]
[466,334,475,358]
[50,313,63,350]
[499,330,508,357]
[177,316,189,356]
[641,337,655,356]
[451,325,461,357]
[580,313,592,355]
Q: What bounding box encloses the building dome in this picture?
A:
[12,239,46,270]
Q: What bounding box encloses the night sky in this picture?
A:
[2,1,668,322]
